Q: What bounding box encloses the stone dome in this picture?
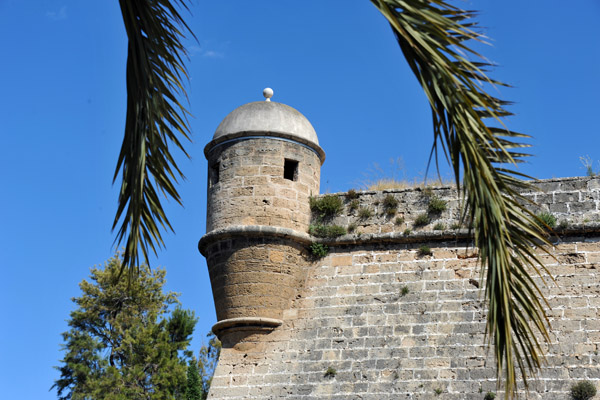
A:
[212,101,319,146]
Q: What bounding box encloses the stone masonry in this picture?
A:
[205,177,600,400]
[206,138,321,233]
[199,95,600,399]
[200,98,324,347]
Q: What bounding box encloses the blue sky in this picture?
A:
[1,1,599,398]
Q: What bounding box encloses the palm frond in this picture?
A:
[371,0,553,397]
[114,0,194,278]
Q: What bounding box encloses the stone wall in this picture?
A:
[204,234,311,322]
[322,176,600,237]
[207,177,600,399]
[206,138,321,233]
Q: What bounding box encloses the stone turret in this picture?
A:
[198,89,325,347]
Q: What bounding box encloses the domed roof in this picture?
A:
[213,101,319,146]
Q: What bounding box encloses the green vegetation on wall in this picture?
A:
[310,195,343,220]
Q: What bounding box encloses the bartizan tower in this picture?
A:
[198,89,325,347]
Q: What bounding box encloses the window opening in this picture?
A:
[210,162,220,187]
[283,159,299,181]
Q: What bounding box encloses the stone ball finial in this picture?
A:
[263,87,274,102]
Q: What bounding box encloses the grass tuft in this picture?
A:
[383,194,399,209]
[428,196,447,214]
[433,222,445,231]
[358,207,373,219]
[418,245,432,256]
[414,213,430,227]
[346,189,359,200]
[324,366,337,378]
[536,212,557,229]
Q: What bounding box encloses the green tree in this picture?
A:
[52,254,197,400]
[197,334,221,399]
[184,360,202,400]
[182,333,220,400]
[117,1,553,397]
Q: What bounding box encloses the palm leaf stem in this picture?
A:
[371,1,554,397]
[114,0,194,278]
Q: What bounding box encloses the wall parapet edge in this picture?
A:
[310,176,600,240]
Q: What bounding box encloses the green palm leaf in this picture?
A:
[371,0,553,397]
[114,0,194,278]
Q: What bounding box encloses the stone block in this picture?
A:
[554,191,581,203]
[561,179,589,191]
[548,202,569,213]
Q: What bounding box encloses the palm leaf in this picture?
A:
[371,0,553,397]
[114,0,194,278]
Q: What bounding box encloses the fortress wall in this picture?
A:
[207,177,600,399]
[324,177,600,236]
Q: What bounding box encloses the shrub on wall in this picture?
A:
[570,381,597,400]
[358,207,374,219]
[383,194,399,209]
[428,196,447,214]
[418,245,432,256]
[414,213,430,227]
[309,243,329,259]
[310,195,343,220]
[324,366,337,378]
[346,189,359,200]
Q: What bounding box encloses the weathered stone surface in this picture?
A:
[206,138,321,233]
[204,176,600,399]
[319,176,600,235]
[201,99,600,400]
[212,101,321,146]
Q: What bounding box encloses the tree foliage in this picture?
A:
[184,361,202,400]
[370,1,552,397]
[114,0,195,278]
[52,255,198,400]
[197,334,221,399]
[183,333,221,400]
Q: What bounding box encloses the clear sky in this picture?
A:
[1,1,599,398]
